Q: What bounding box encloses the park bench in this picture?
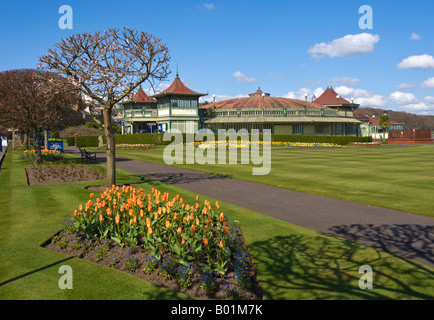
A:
[78,148,97,163]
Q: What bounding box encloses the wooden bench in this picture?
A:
[78,148,97,163]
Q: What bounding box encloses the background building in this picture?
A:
[200,87,361,135]
[121,74,206,134]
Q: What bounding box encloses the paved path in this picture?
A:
[66,146,434,268]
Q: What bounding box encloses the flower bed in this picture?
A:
[24,149,63,161]
[26,163,105,185]
[43,186,261,300]
[189,140,341,149]
[346,142,381,147]
[98,144,158,151]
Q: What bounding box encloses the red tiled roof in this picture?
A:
[153,76,206,98]
[314,86,352,105]
[133,87,156,103]
[248,87,269,96]
[200,96,330,110]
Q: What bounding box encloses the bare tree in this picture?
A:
[38,27,171,186]
[0,69,84,163]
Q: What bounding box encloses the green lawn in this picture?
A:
[1,150,434,300]
[109,144,434,217]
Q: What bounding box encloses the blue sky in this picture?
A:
[1,0,434,114]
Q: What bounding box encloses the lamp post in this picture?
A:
[304,93,308,115]
[212,94,216,109]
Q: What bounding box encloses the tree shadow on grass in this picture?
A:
[249,234,434,300]
[328,224,434,268]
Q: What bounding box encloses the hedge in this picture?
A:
[271,135,372,145]
[66,136,75,146]
[75,135,100,148]
[70,133,372,147]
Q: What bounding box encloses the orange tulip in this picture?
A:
[129,208,134,217]
[181,237,185,245]
[115,214,120,224]
[191,224,195,235]
[185,204,190,211]
[146,217,151,228]
[140,209,144,218]
[204,225,208,232]
[148,203,152,212]
[177,227,182,235]
[174,212,178,220]
[106,208,112,216]
[133,216,137,224]
[203,238,208,246]
[207,216,211,224]
[78,204,83,211]
[90,193,94,198]
[99,214,103,222]
[196,218,200,226]
[165,220,170,228]
[216,201,220,209]
[219,240,224,248]
[195,203,199,209]
[74,210,78,216]
[148,227,153,235]
[154,212,159,220]
[196,195,199,201]
[220,212,224,222]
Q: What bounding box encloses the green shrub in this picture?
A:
[70,132,372,147]
[272,135,372,145]
[75,135,99,148]
[66,136,75,146]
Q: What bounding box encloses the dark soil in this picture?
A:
[42,228,262,300]
[26,164,105,186]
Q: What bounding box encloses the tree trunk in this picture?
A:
[44,129,49,150]
[103,107,116,187]
[34,128,42,164]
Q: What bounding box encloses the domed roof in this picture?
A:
[201,96,330,110]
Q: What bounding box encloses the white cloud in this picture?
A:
[401,102,431,111]
[421,77,434,89]
[308,33,380,58]
[199,93,247,103]
[233,71,258,83]
[389,91,418,104]
[397,54,434,69]
[201,3,215,10]
[331,77,360,86]
[334,86,388,107]
[410,32,421,40]
[424,96,434,103]
[282,87,324,101]
[396,83,417,90]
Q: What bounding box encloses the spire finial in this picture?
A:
[176,64,179,77]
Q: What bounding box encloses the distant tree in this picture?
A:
[39,27,171,186]
[379,113,390,142]
[0,69,84,163]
